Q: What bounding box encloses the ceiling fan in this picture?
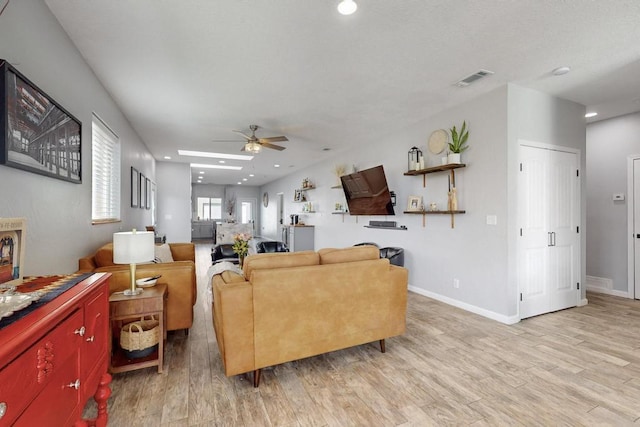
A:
[220,125,289,153]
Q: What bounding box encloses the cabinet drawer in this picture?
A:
[13,351,81,427]
[110,296,163,316]
[0,310,83,426]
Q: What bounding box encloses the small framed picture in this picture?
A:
[407,195,423,211]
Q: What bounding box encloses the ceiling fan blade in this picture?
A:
[211,139,245,142]
[260,142,286,151]
[240,145,247,152]
[258,136,288,143]
[232,130,252,140]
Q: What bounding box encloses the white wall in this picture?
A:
[586,112,640,293]
[0,0,155,274]
[260,84,586,322]
[155,162,191,243]
[261,85,513,321]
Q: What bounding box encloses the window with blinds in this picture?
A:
[91,114,121,223]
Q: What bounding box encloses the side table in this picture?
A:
[108,283,167,373]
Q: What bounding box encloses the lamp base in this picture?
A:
[123,288,143,296]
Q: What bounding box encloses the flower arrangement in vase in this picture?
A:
[232,233,252,266]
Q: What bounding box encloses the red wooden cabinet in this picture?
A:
[0,273,112,427]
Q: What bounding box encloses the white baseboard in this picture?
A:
[408,285,520,325]
[586,275,631,298]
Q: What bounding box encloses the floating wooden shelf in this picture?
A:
[331,185,343,189]
[403,210,466,228]
[404,164,466,187]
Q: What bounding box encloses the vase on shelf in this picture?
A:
[448,153,461,164]
[239,254,245,268]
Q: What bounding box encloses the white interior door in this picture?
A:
[633,159,640,298]
[518,144,580,319]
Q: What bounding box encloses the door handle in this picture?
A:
[552,232,556,246]
[548,232,553,247]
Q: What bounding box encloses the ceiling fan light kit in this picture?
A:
[244,141,262,153]
[230,124,288,153]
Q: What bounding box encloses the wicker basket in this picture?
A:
[120,316,159,359]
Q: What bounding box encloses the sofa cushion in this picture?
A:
[221,270,246,283]
[155,244,175,263]
[94,243,115,267]
[243,251,319,280]
[318,246,380,265]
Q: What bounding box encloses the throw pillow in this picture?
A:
[154,244,174,263]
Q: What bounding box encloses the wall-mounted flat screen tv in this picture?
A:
[340,165,395,216]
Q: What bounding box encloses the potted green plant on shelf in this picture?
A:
[448,121,469,164]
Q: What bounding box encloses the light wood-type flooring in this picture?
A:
[92,243,640,426]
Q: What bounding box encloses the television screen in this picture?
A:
[340,165,395,216]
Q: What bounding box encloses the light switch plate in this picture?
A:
[486,215,497,225]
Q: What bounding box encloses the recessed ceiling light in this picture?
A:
[190,163,242,170]
[199,171,204,174]
[337,0,357,15]
[219,160,225,164]
[274,164,280,168]
[164,156,171,160]
[178,150,253,161]
[242,178,248,181]
[249,174,255,177]
[585,112,598,118]
[237,182,242,185]
[552,66,571,76]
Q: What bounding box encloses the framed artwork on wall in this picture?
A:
[0,60,82,183]
[0,217,26,287]
[131,167,139,208]
[145,177,151,209]
[139,173,146,209]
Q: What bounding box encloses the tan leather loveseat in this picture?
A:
[211,245,408,386]
[79,243,197,332]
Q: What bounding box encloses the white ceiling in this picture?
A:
[44,0,640,186]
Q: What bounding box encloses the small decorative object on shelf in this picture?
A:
[408,146,424,171]
[333,164,347,187]
[406,195,423,212]
[390,191,397,206]
[448,121,469,164]
[429,202,438,211]
[301,178,315,189]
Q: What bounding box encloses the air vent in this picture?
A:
[454,69,494,87]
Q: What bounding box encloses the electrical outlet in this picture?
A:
[453,278,460,289]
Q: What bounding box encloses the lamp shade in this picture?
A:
[113,231,155,264]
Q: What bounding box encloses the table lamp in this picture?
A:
[113,229,155,296]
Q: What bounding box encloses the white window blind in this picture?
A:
[92,114,121,223]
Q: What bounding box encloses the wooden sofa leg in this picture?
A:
[379,339,386,353]
[253,369,261,387]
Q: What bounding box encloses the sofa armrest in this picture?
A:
[388,265,409,335]
[170,243,195,262]
[94,260,196,331]
[78,256,97,272]
[212,275,255,377]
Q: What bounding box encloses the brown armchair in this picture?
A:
[79,243,196,332]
